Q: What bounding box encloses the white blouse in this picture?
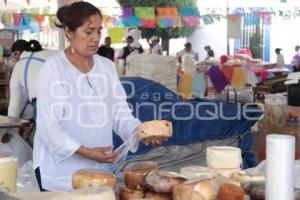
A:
[150,43,162,55]
[33,51,141,191]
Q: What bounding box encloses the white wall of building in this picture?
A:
[269,18,300,64]
[188,19,227,61]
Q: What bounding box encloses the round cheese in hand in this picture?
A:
[172,178,218,200]
[206,146,242,169]
[72,169,116,189]
[139,120,173,143]
[145,170,187,193]
[233,170,265,185]
[124,161,157,190]
[119,187,145,200]
[180,166,216,179]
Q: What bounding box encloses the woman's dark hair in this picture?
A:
[26,40,43,52]
[10,39,28,53]
[55,2,102,32]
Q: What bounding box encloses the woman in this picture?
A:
[33,2,160,191]
[149,35,162,55]
[8,40,57,120]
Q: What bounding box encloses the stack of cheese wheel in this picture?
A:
[72,169,116,189]
[124,161,157,190]
[139,120,173,144]
[120,161,164,200]
[206,146,242,178]
[172,178,218,200]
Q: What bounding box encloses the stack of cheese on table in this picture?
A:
[126,54,177,92]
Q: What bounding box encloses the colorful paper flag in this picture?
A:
[192,73,206,98]
[134,7,155,20]
[182,16,200,26]
[178,73,193,99]
[221,66,234,83]
[140,18,156,28]
[122,6,133,18]
[263,13,272,25]
[13,13,22,26]
[180,7,200,17]
[1,13,13,26]
[157,17,177,28]
[122,16,140,27]
[231,66,247,90]
[206,65,229,93]
[108,27,125,44]
[26,0,30,5]
[34,15,45,26]
[22,14,31,26]
[3,0,7,5]
[157,7,178,18]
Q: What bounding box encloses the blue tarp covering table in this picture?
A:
[114,77,262,168]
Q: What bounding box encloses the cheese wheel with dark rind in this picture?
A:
[124,161,157,190]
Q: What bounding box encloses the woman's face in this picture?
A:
[68,14,102,57]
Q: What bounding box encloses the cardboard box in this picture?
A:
[258,104,300,160]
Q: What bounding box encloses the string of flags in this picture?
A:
[2,0,52,5]
[118,6,200,28]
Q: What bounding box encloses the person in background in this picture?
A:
[9,39,28,64]
[149,35,162,55]
[8,40,57,120]
[291,45,300,72]
[97,36,114,61]
[275,48,285,68]
[177,42,196,64]
[204,45,215,60]
[33,2,161,192]
[118,36,134,62]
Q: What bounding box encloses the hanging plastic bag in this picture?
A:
[113,133,139,173]
[0,130,32,168]
[17,161,39,192]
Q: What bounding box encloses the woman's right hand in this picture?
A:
[77,146,118,163]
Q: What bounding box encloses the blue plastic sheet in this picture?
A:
[113,77,262,168]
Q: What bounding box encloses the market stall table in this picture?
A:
[0,115,27,129]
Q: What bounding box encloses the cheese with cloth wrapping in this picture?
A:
[180,166,216,179]
[72,169,116,189]
[233,170,266,185]
[172,178,218,200]
[145,170,187,193]
[139,120,173,143]
[206,146,242,169]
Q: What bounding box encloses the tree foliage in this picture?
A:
[117,0,198,40]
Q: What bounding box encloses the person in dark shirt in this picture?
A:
[118,36,134,62]
[97,36,115,61]
[204,45,215,60]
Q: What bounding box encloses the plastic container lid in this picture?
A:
[0,151,17,163]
